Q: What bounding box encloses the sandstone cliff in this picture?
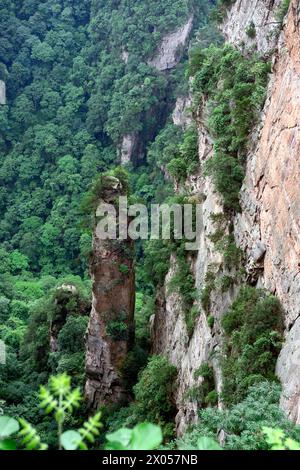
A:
[152,0,300,433]
[85,176,135,409]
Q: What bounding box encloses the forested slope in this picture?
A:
[0,0,212,444]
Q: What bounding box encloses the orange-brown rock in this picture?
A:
[234,0,300,422]
[85,177,135,409]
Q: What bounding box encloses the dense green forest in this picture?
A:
[0,0,213,446]
[0,0,298,451]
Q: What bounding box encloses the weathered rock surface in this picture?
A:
[152,115,238,434]
[221,0,282,54]
[0,81,6,105]
[148,16,193,71]
[230,0,300,422]
[119,134,139,164]
[152,0,300,433]
[85,177,135,409]
[172,96,192,128]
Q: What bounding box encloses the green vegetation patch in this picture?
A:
[221,287,284,406]
[190,43,271,211]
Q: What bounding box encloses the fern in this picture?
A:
[19,419,48,450]
[78,413,102,449]
[39,373,82,448]
[39,387,58,414]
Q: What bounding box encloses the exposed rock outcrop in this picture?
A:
[85,176,135,409]
[152,115,239,434]
[0,81,6,105]
[222,0,282,54]
[152,0,300,433]
[230,0,300,423]
[172,96,192,128]
[119,134,140,165]
[148,16,194,71]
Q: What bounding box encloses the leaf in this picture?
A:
[105,441,127,450]
[284,438,300,451]
[262,427,285,448]
[106,428,132,448]
[0,439,17,450]
[0,416,20,438]
[19,418,48,450]
[130,423,163,450]
[60,430,81,450]
[197,437,222,451]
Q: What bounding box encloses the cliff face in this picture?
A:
[222,0,281,54]
[85,177,135,409]
[152,0,300,433]
[228,0,300,424]
[148,16,194,71]
[118,15,195,164]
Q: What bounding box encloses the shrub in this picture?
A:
[179,381,300,450]
[190,44,270,211]
[207,315,215,329]
[168,254,197,337]
[246,22,256,38]
[221,287,284,406]
[186,363,217,408]
[106,312,128,341]
[108,356,177,439]
[167,126,199,182]
[275,0,291,23]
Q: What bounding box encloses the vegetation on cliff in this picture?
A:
[0,0,296,452]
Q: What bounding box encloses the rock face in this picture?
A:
[152,115,239,434]
[148,16,194,71]
[85,176,135,409]
[231,0,300,423]
[0,81,6,105]
[172,96,192,128]
[119,134,139,165]
[222,0,282,54]
[152,0,300,433]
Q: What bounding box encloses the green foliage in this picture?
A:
[133,356,177,427]
[221,287,284,406]
[108,356,177,439]
[1,376,300,452]
[19,419,48,450]
[106,423,163,451]
[168,253,197,336]
[61,413,102,450]
[106,312,129,342]
[180,381,300,450]
[275,0,291,23]
[119,264,129,275]
[246,22,256,39]
[187,363,217,407]
[0,416,19,450]
[190,43,270,210]
[263,427,300,451]
[210,1,236,24]
[167,125,199,181]
[0,0,206,277]
[207,315,215,329]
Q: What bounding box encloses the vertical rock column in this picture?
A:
[85,176,135,410]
